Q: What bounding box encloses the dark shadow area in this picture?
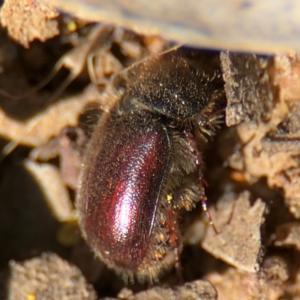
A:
[0,150,70,298]
[181,245,229,281]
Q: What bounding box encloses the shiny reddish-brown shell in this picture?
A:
[77,112,171,271]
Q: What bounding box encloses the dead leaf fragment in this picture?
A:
[202,191,265,272]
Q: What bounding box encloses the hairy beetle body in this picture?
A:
[77,47,224,282]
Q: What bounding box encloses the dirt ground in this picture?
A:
[1,0,300,299]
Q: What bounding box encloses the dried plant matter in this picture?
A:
[1,0,59,48]
[8,253,97,300]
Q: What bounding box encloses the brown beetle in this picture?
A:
[77,47,224,283]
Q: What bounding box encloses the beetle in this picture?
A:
[76,47,224,283]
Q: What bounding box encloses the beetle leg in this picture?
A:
[183,131,218,234]
[165,206,183,282]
